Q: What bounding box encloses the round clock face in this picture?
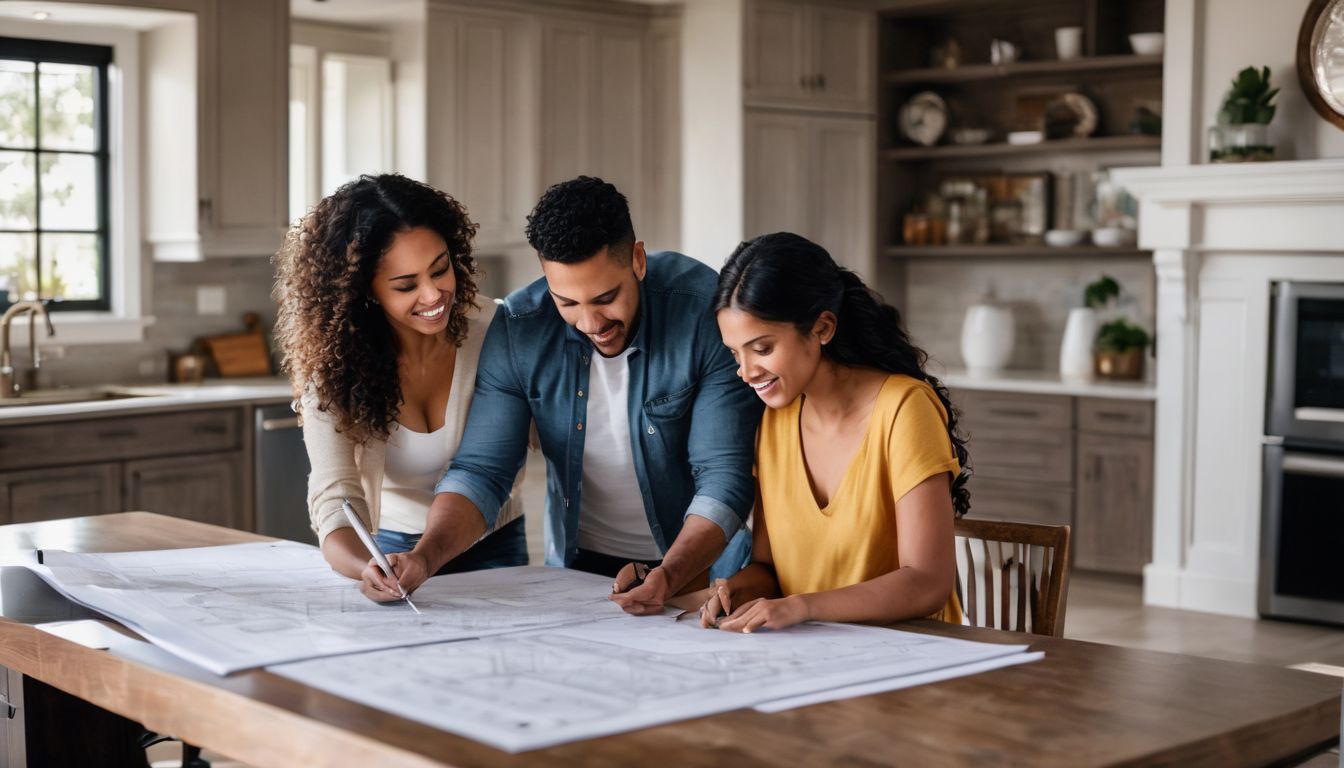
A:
[899,91,948,147]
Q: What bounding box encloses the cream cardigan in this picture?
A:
[301,299,523,545]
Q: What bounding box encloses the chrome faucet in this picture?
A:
[1,301,55,398]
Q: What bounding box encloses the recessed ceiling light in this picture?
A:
[32,11,51,20]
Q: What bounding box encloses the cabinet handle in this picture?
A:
[194,423,228,435]
[199,198,213,226]
[987,408,1038,419]
[261,416,300,431]
[817,73,826,90]
[97,429,138,440]
[1095,411,1131,421]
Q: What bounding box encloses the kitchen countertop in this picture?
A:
[936,367,1157,400]
[0,377,294,425]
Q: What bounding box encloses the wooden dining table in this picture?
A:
[0,512,1338,767]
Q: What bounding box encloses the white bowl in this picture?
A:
[1092,227,1137,247]
[1044,229,1088,247]
[1129,33,1165,56]
[950,128,991,145]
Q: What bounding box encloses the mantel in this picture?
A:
[1112,160,1344,253]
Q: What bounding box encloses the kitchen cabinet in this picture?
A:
[143,0,289,260]
[125,453,242,530]
[955,389,1154,575]
[0,409,243,529]
[0,464,122,525]
[745,0,875,114]
[1075,399,1154,575]
[745,111,874,277]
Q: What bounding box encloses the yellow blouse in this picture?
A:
[757,374,962,623]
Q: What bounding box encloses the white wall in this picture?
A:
[1192,0,1344,161]
[679,0,744,268]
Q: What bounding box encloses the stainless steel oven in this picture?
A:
[1261,281,1344,625]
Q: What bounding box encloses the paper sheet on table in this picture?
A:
[270,614,1034,753]
[26,544,625,674]
[753,650,1045,712]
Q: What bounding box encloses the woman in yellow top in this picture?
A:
[701,232,970,632]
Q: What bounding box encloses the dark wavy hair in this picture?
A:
[525,175,635,264]
[273,173,480,445]
[714,232,971,517]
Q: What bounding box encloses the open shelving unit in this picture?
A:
[885,244,1148,260]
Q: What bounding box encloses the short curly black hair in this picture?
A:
[524,176,635,264]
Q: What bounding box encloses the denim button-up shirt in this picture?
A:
[436,251,763,568]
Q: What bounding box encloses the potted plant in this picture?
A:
[1209,66,1279,162]
[1094,318,1150,380]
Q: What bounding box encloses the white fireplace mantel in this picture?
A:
[1111,160,1344,618]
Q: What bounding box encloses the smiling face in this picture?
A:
[369,226,456,341]
[716,305,835,409]
[540,243,647,357]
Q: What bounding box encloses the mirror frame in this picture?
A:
[1298,0,1344,130]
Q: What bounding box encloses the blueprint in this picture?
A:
[28,543,625,674]
[270,614,1032,753]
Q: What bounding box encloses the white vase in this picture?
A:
[960,304,1014,374]
[1059,307,1098,381]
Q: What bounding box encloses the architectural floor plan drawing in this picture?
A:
[29,544,626,674]
[270,614,1033,753]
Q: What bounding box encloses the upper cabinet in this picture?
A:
[143,0,289,261]
[744,0,875,115]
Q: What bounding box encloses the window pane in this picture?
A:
[0,232,37,303]
[0,151,36,228]
[38,62,97,152]
[39,152,97,230]
[0,60,36,149]
[40,233,100,301]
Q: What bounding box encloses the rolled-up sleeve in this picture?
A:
[683,315,764,541]
[434,310,531,528]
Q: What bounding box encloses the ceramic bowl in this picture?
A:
[1092,227,1137,247]
[1129,33,1165,56]
[950,128,991,145]
[1044,229,1088,247]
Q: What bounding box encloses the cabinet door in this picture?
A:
[744,111,811,240]
[810,6,875,114]
[541,20,595,186]
[810,116,874,278]
[593,25,645,217]
[124,453,242,530]
[744,0,809,108]
[1075,433,1154,574]
[198,0,289,255]
[0,464,122,525]
[427,7,538,251]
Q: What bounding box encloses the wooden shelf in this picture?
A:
[885,245,1149,259]
[882,54,1163,86]
[882,134,1160,161]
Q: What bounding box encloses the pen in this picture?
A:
[612,562,650,594]
[341,498,421,614]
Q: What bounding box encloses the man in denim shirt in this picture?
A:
[363,177,762,614]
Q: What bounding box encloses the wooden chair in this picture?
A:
[954,518,1071,637]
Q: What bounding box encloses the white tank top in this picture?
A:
[379,422,453,533]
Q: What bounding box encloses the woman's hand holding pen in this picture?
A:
[707,591,811,634]
[360,551,429,602]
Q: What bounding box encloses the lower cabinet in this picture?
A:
[0,408,245,530]
[956,390,1154,576]
[0,463,123,525]
[124,452,242,530]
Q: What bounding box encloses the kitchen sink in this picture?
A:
[0,387,154,408]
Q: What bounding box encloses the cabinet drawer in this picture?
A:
[956,391,1073,430]
[964,477,1073,527]
[967,427,1074,485]
[0,409,240,471]
[0,463,123,524]
[1077,398,1154,437]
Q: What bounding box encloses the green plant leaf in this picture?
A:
[1084,275,1120,309]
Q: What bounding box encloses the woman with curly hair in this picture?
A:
[273,173,525,585]
[698,232,969,632]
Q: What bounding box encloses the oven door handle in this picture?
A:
[1282,452,1344,478]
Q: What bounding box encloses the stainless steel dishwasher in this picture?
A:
[255,404,316,544]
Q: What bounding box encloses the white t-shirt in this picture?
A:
[379,423,453,533]
[576,348,662,559]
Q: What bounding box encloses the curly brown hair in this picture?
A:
[273,174,479,445]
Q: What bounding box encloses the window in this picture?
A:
[0,36,111,312]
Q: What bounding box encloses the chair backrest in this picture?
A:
[953,518,1071,637]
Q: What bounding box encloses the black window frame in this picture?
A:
[0,35,112,313]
